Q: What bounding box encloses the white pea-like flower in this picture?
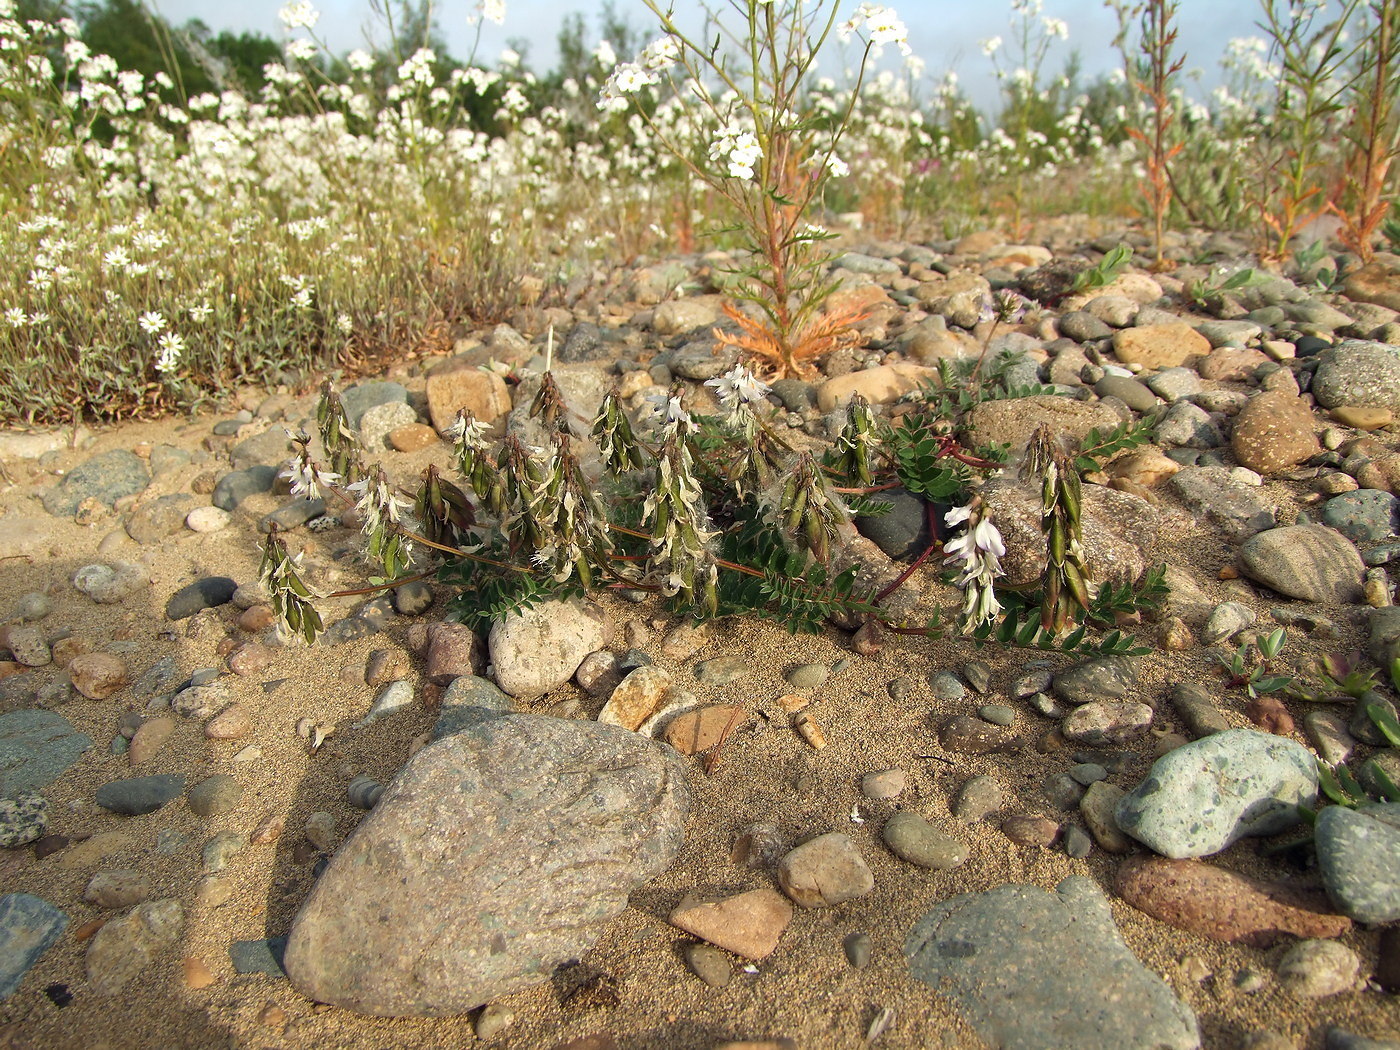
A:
[705,365,770,412]
[943,503,1005,629]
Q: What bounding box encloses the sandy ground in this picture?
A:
[0,402,1397,1050]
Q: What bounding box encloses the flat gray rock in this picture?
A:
[0,710,92,796]
[1170,466,1275,541]
[1116,729,1317,859]
[0,894,68,1000]
[1239,525,1364,603]
[40,449,148,517]
[284,713,688,1017]
[905,876,1199,1050]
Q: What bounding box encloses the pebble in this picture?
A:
[785,662,829,690]
[951,774,1004,822]
[1277,939,1360,998]
[474,1003,517,1039]
[663,705,747,756]
[0,894,68,998]
[0,793,48,847]
[212,465,278,511]
[85,898,183,995]
[82,870,153,910]
[881,812,969,869]
[731,823,787,868]
[12,592,53,622]
[598,665,671,732]
[391,580,433,616]
[1201,601,1256,645]
[843,931,873,969]
[1314,803,1400,923]
[1,625,49,667]
[68,652,128,699]
[938,714,1021,754]
[95,774,185,816]
[422,622,484,684]
[187,774,242,817]
[182,956,216,990]
[693,655,750,685]
[776,833,874,908]
[1060,701,1154,746]
[202,830,249,872]
[671,888,793,961]
[358,680,416,726]
[487,598,608,699]
[1052,656,1139,704]
[41,449,148,517]
[1115,730,1317,858]
[205,704,253,740]
[684,943,733,988]
[166,577,238,620]
[861,769,906,800]
[1321,490,1399,543]
[258,498,326,533]
[1079,782,1133,853]
[1002,813,1060,848]
[1116,856,1351,947]
[230,937,288,976]
[977,703,1015,726]
[185,506,231,532]
[928,671,966,701]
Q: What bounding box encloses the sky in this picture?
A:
[145,0,1275,111]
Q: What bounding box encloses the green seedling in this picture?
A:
[1220,626,1293,699]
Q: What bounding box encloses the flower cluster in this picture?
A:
[943,501,1005,630]
[708,122,763,181]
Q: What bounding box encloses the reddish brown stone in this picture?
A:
[669,888,793,960]
[663,705,748,756]
[1116,855,1351,947]
[423,623,484,684]
[68,652,127,699]
[1245,695,1296,735]
[1001,813,1060,848]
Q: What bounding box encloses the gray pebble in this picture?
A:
[843,931,873,969]
[230,936,287,976]
[1277,939,1359,998]
[786,663,830,690]
[1062,824,1093,859]
[391,580,433,616]
[962,661,991,693]
[187,774,242,818]
[929,671,966,702]
[202,830,249,873]
[951,775,1004,823]
[685,943,733,988]
[13,592,52,622]
[978,704,1015,727]
[166,577,237,620]
[882,811,968,870]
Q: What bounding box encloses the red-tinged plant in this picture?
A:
[1329,0,1400,263]
[1255,0,1361,262]
[1121,0,1185,271]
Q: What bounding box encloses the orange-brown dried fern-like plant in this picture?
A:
[713,299,870,380]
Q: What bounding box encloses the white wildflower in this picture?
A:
[154,332,184,374]
[981,35,1002,56]
[5,307,27,327]
[346,48,374,72]
[285,38,318,63]
[138,310,167,335]
[705,365,770,412]
[278,0,319,30]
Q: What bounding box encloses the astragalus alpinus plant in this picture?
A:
[262,360,1163,663]
[596,0,912,379]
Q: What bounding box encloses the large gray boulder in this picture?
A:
[284,713,688,1017]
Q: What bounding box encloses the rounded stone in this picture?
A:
[881,811,969,870]
[0,793,49,847]
[69,652,128,699]
[1277,939,1359,998]
[776,833,875,908]
[187,774,242,818]
[185,506,231,533]
[684,943,733,988]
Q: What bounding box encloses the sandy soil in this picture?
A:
[0,393,1397,1050]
